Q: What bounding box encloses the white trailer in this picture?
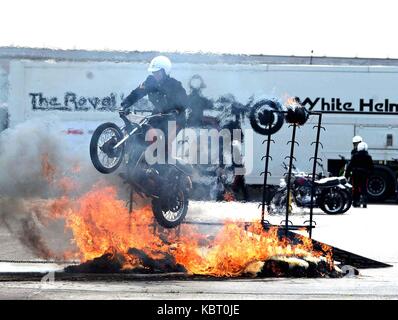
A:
[241,65,398,202]
[1,48,397,201]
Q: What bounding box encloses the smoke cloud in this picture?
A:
[0,116,129,260]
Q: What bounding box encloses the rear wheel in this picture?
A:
[90,122,125,174]
[320,188,346,214]
[152,189,189,228]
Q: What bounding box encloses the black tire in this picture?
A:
[152,189,189,228]
[367,167,395,202]
[339,188,352,213]
[90,122,125,174]
[249,100,284,135]
[319,188,346,214]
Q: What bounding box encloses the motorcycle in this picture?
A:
[89,110,193,228]
[269,163,352,215]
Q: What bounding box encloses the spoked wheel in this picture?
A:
[152,189,189,228]
[320,189,346,214]
[90,122,125,174]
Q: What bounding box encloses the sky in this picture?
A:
[1,0,397,58]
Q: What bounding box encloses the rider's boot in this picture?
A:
[362,194,368,208]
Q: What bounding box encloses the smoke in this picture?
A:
[0,117,62,197]
[0,116,128,260]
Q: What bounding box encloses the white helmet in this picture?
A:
[357,142,368,151]
[352,135,363,143]
[148,56,172,75]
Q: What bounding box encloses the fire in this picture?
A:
[284,96,301,108]
[41,153,56,183]
[48,185,333,277]
[57,177,78,194]
[223,191,235,202]
[39,151,333,277]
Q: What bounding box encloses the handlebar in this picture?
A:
[282,162,298,172]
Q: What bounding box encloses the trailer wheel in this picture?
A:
[367,167,395,202]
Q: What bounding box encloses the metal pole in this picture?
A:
[285,124,297,235]
[128,186,133,233]
[309,113,323,238]
[261,132,272,223]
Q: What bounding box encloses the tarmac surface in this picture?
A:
[0,201,397,300]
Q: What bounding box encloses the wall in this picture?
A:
[0,59,8,132]
[2,54,398,184]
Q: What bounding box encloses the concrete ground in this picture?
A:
[0,201,397,300]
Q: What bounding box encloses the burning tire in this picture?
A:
[152,189,189,228]
[249,100,284,135]
[90,122,125,174]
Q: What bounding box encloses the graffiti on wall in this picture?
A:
[29,92,152,112]
[29,92,123,111]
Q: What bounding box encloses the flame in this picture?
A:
[47,184,333,277]
[41,153,56,183]
[71,162,81,174]
[223,191,235,202]
[282,94,302,108]
[57,177,78,194]
[40,153,80,195]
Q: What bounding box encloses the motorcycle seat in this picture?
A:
[338,176,347,185]
[314,177,340,187]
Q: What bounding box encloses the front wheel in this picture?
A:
[90,122,125,174]
[152,189,189,228]
[269,189,290,215]
[339,188,352,213]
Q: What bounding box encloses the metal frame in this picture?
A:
[259,111,324,238]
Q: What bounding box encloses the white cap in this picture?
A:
[357,141,368,151]
[352,135,363,143]
[148,56,172,75]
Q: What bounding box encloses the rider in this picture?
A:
[120,56,188,165]
[346,141,374,208]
